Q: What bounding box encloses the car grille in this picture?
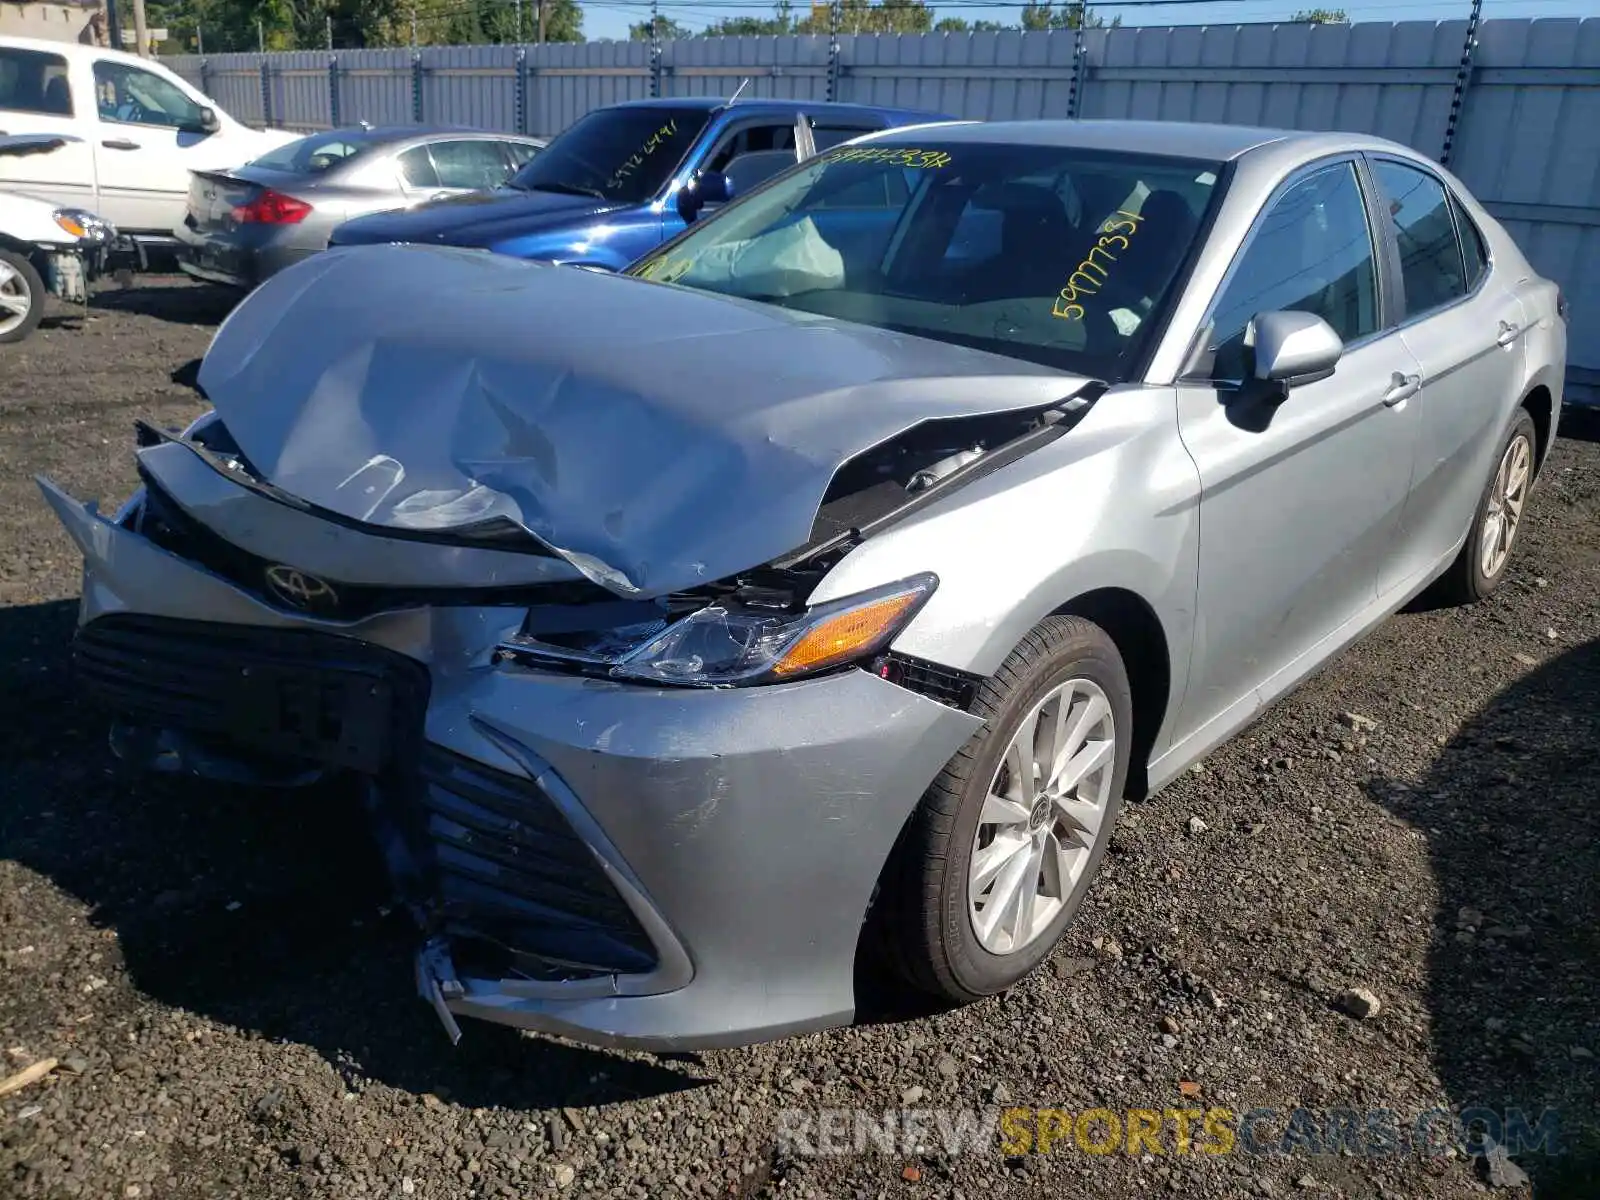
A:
[74,614,431,774]
[133,471,613,622]
[407,744,657,978]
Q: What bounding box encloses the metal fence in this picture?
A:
[166,18,1600,394]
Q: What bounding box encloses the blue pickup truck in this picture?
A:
[327,96,952,269]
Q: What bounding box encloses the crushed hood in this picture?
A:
[197,243,1090,597]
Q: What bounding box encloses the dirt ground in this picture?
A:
[0,280,1596,1200]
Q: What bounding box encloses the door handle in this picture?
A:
[101,138,140,151]
[1496,320,1521,348]
[1382,372,1421,407]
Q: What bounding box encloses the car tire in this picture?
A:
[0,248,46,345]
[1428,409,1538,606]
[883,615,1133,1003]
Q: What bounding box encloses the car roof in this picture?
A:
[0,34,164,71]
[863,118,1428,166]
[610,95,947,122]
[297,124,543,144]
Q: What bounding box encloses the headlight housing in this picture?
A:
[52,208,113,242]
[611,573,937,687]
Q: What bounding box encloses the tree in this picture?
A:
[1290,7,1349,21]
[1020,3,1118,31]
[698,0,795,35]
[629,14,693,40]
[792,0,934,35]
[933,16,1010,31]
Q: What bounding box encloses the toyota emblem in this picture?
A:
[264,564,337,612]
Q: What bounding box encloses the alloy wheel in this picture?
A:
[967,677,1117,955]
[0,258,36,338]
[1480,433,1532,581]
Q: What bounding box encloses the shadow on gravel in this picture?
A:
[0,599,709,1111]
[1555,405,1600,445]
[90,278,239,328]
[1371,635,1600,1197]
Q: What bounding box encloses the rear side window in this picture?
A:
[811,124,881,153]
[0,48,73,116]
[1371,159,1467,317]
[398,145,439,188]
[1450,192,1489,291]
[1208,162,1379,379]
[429,139,513,189]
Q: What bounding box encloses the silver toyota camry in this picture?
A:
[40,119,1567,1050]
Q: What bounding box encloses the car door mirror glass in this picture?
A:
[192,106,221,135]
[1253,310,1343,389]
[677,170,733,222]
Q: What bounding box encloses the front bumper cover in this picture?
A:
[39,474,981,1049]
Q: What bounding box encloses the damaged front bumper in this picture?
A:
[38,472,981,1050]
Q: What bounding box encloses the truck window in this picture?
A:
[93,60,204,130]
[0,48,73,117]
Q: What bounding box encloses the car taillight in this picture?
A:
[232,188,312,225]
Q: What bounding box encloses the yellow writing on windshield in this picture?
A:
[607,119,680,190]
[1051,209,1146,322]
[825,146,952,169]
[640,254,693,283]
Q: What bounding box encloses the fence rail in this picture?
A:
[167,18,1600,391]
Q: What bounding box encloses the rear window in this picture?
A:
[0,48,73,117]
[250,132,373,174]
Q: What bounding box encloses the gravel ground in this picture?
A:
[0,280,1596,1200]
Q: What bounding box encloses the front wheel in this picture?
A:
[883,615,1133,1003]
[1429,409,1538,606]
[0,249,46,345]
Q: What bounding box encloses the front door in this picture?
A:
[1173,158,1422,742]
[89,58,216,233]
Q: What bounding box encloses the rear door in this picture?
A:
[1365,155,1528,588]
[1172,157,1423,739]
[0,45,96,210]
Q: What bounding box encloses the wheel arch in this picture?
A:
[1520,382,1555,474]
[1050,587,1171,801]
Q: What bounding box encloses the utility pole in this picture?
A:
[131,0,149,55]
[103,0,122,50]
[257,18,265,51]
[536,0,545,44]
[410,4,418,46]
[326,14,333,48]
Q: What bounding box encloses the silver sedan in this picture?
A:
[173,124,545,290]
[43,119,1566,1049]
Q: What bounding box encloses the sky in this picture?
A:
[580,0,1595,45]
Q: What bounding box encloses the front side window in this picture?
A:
[0,48,72,116]
[507,105,712,204]
[94,61,204,130]
[630,142,1224,380]
[1371,159,1467,317]
[706,122,797,174]
[429,139,513,189]
[1206,161,1378,381]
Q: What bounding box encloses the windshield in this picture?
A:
[508,106,711,204]
[250,131,374,174]
[629,141,1224,379]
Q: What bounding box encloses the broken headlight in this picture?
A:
[612,573,937,687]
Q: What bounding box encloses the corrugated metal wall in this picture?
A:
[166,18,1598,392]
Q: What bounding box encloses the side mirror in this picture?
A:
[185,106,221,136]
[1253,311,1343,391]
[675,169,733,223]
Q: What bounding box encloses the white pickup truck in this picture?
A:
[0,35,296,261]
